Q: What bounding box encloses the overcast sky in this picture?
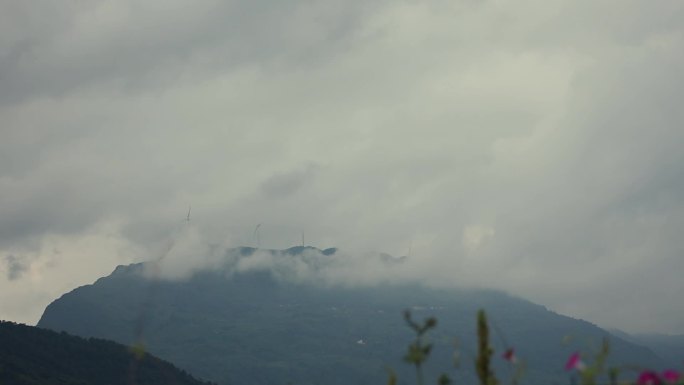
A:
[1,0,683,334]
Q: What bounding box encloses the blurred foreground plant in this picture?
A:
[392,309,500,385]
[563,338,610,385]
[401,310,445,385]
[476,310,498,385]
[390,309,682,385]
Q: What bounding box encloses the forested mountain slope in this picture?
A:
[0,320,214,385]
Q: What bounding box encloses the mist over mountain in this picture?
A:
[630,334,684,368]
[38,246,668,385]
[609,329,684,369]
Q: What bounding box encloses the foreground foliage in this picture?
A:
[394,310,683,385]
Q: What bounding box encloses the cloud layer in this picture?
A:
[2,0,683,333]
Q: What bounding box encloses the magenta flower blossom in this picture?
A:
[502,348,516,363]
[638,371,661,385]
[662,370,680,383]
[564,352,585,371]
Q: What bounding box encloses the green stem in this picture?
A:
[416,363,424,385]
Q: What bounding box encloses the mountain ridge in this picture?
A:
[38,246,670,385]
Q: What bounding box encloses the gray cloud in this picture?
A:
[260,164,319,198]
[4,255,27,280]
[0,1,376,106]
[1,0,683,334]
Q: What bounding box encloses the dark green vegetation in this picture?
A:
[0,320,214,385]
[38,247,671,385]
[475,310,498,385]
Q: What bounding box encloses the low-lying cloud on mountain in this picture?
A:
[2,0,684,334]
[140,226,406,285]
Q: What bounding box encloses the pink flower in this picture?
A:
[637,371,661,385]
[662,370,680,383]
[502,348,517,363]
[565,352,585,371]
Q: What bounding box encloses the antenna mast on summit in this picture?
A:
[301,231,305,247]
[186,205,191,223]
[254,224,261,248]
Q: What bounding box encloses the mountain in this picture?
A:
[610,329,684,369]
[38,246,666,385]
[0,320,214,385]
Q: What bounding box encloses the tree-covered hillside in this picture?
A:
[0,320,215,385]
